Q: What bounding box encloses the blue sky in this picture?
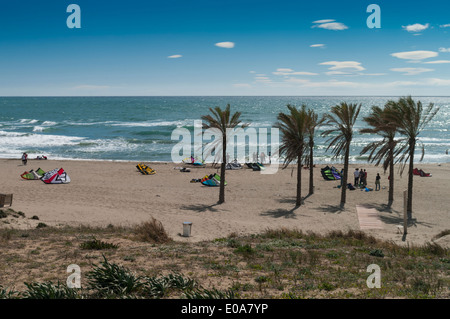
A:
[1,0,450,96]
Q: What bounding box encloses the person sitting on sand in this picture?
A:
[375,173,381,191]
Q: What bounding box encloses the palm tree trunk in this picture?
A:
[407,140,415,219]
[218,136,226,204]
[296,151,302,207]
[341,144,350,207]
[388,142,394,206]
[309,140,314,195]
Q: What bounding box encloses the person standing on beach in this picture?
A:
[354,168,359,186]
[22,152,28,166]
[375,173,381,191]
[260,152,266,164]
[359,169,365,187]
[363,169,367,187]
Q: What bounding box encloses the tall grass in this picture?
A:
[134,218,172,243]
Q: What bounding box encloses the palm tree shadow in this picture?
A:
[314,204,345,214]
[277,194,313,205]
[180,203,221,213]
[260,207,298,219]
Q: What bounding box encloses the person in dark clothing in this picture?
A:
[375,173,381,191]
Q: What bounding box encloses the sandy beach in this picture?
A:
[1,158,449,247]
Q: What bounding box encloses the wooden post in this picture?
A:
[403,190,408,235]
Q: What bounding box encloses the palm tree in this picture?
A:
[321,102,361,208]
[275,104,308,207]
[360,104,404,205]
[304,107,323,195]
[385,96,439,220]
[201,104,247,204]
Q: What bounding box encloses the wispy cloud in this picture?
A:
[167,55,182,59]
[310,44,325,48]
[402,23,429,33]
[440,24,450,28]
[390,67,434,75]
[312,19,348,31]
[319,61,365,72]
[423,60,450,64]
[272,68,318,76]
[215,42,235,49]
[390,50,438,61]
[439,47,450,53]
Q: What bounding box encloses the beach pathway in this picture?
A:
[356,205,384,230]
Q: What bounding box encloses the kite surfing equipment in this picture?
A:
[180,167,191,172]
[136,163,156,175]
[413,168,432,177]
[36,155,48,160]
[226,161,242,170]
[41,168,71,184]
[182,156,205,167]
[20,168,46,180]
[201,173,227,187]
[320,166,341,180]
[245,162,265,171]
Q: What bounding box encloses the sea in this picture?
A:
[0,96,449,164]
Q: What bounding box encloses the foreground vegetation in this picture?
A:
[0,212,448,299]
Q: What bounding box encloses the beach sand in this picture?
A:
[1,159,449,247]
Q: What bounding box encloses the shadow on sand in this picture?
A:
[180,203,222,213]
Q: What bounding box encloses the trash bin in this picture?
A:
[183,222,192,237]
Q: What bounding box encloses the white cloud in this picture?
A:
[426,78,450,85]
[276,68,293,72]
[319,61,365,71]
[312,19,348,30]
[360,73,387,76]
[310,44,325,48]
[249,71,256,73]
[440,24,450,28]
[439,47,450,53]
[215,42,235,49]
[390,50,438,61]
[273,68,318,76]
[423,60,450,64]
[167,55,182,59]
[312,19,335,24]
[325,71,352,75]
[402,23,429,33]
[390,67,434,75]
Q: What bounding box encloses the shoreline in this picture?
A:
[1,158,449,247]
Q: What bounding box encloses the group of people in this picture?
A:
[21,152,48,166]
[353,168,381,191]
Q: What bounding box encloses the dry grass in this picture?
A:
[134,218,173,244]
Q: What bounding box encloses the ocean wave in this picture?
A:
[110,120,190,128]
[19,119,38,124]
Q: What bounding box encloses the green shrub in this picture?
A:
[369,249,384,258]
[183,287,235,299]
[80,237,118,250]
[86,256,143,296]
[23,282,80,299]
